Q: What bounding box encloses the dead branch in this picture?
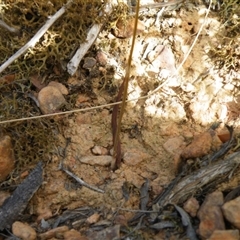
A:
[0,162,43,230]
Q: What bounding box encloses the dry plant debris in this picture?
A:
[1,0,240,239]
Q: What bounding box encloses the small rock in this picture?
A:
[208,230,239,240]
[83,57,97,69]
[63,229,88,240]
[20,170,29,178]
[96,51,108,66]
[217,129,231,143]
[222,196,240,229]
[37,86,66,114]
[148,45,177,74]
[224,83,235,91]
[198,191,224,219]
[86,213,101,224]
[12,221,36,240]
[199,209,225,238]
[181,129,221,159]
[48,81,68,95]
[91,145,108,155]
[0,135,15,182]
[38,226,69,240]
[79,155,113,166]
[183,197,199,217]
[197,191,225,239]
[113,18,144,38]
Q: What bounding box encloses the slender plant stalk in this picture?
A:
[111,0,140,170]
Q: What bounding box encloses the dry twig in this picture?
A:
[67,1,113,75]
[61,167,105,194]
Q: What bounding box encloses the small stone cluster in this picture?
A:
[183,191,240,240]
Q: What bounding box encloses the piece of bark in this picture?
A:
[130,152,240,225]
[0,162,43,230]
[154,151,240,207]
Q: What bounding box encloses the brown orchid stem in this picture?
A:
[111,0,140,170]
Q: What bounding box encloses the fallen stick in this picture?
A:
[67,24,102,75]
[129,151,240,224]
[67,2,113,75]
[0,162,43,230]
[0,0,73,74]
[61,167,105,194]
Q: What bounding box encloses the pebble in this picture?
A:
[38,226,69,240]
[181,129,221,159]
[222,196,240,229]
[0,135,15,182]
[12,221,37,240]
[63,229,88,240]
[224,83,235,91]
[217,129,231,143]
[183,197,199,217]
[86,213,101,224]
[197,191,225,239]
[37,85,66,114]
[148,45,177,75]
[79,155,113,166]
[91,145,108,155]
[208,230,239,240]
[48,81,69,95]
[96,51,108,66]
[83,57,97,69]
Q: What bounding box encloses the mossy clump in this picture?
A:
[209,0,240,71]
[0,0,107,79]
[0,80,57,186]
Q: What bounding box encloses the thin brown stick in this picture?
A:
[111,0,140,170]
